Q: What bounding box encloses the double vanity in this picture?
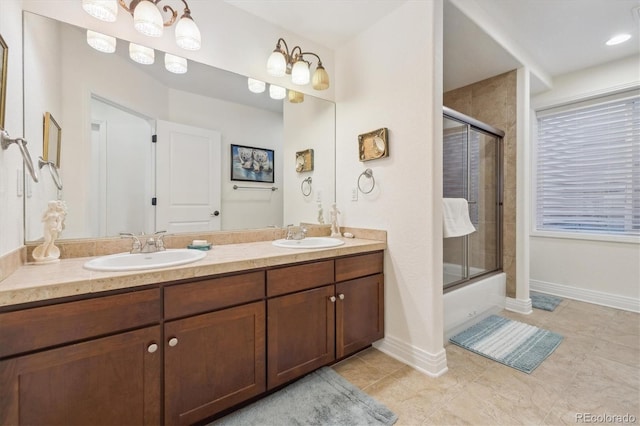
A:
[0,230,386,425]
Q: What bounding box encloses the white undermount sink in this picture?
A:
[272,237,345,249]
[83,249,207,272]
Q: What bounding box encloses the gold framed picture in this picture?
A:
[0,34,8,130]
[358,127,388,162]
[43,112,62,168]
[295,149,314,172]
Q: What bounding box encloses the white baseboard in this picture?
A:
[530,279,640,313]
[373,335,448,377]
[505,297,532,314]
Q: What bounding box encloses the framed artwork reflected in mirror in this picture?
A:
[0,34,8,130]
[43,112,61,168]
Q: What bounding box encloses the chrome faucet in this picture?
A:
[286,225,307,240]
[120,231,167,253]
[141,231,167,253]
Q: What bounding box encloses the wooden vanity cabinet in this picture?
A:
[266,252,384,389]
[0,290,162,426]
[163,272,266,426]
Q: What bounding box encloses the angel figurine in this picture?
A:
[32,200,67,263]
[329,203,341,237]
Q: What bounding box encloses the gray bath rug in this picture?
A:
[449,314,563,374]
[210,367,398,426]
[531,291,563,311]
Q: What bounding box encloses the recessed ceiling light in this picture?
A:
[606,34,631,46]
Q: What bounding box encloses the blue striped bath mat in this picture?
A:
[531,292,563,311]
[449,315,563,373]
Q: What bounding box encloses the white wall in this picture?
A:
[335,1,447,376]
[530,55,640,312]
[0,0,26,256]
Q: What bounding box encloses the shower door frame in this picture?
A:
[443,106,504,292]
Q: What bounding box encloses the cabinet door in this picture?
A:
[336,274,384,358]
[267,285,335,389]
[0,326,161,426]
[164,301,266,426]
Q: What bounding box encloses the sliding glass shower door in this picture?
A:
[443,112,502,290]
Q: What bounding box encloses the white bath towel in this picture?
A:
[443,198,476,238]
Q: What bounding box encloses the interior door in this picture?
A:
[156,120,221,233]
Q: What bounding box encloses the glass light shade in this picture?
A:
[247,78,266,94]
[288,90,304,103]
[266,50,287,77]
[86,30,116,53]
[133,0,164,37]
[129,43,155,64]
[291,60,310,85]
[175,16,201,50]
[165,53,188,74]
[312,65,330,90]
[82,0,118,22]
[269,85,286,100]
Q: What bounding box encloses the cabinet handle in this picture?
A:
[329,296,336,303]
[147,343,158,353]
[338,293,345,300]
[168,337,179,347]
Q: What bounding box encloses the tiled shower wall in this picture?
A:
[443,70,517,297]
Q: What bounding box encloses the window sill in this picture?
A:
[530,230,640,245]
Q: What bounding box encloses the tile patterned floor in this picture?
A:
[333,299,640,425]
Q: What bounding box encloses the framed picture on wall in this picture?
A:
[0,34,8,130]
[230,144,274,183]
[43,112,62,168]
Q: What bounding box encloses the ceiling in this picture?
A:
[225,0,640,93]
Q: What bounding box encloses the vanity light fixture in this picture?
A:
[86,30,117,53]
[266,38,329,90]
[81,0,201,51]
[129,42,155,64]
[165,53,187,74]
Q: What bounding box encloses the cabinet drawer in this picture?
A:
[335,251,384,282]
[164,271,265,320]
[0,288,160,359]
[267,260,334,297]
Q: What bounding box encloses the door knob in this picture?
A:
[168,337,179,347]
[147,343,158,353]
[329,296,336,303]
[210,210,220,217]
[338,293,345,300]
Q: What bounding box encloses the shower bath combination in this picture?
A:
[442,107,504,291]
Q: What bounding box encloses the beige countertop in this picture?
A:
[0,237,386,308]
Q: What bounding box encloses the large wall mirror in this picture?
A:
[23,12,335,242]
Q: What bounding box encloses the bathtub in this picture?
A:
[443,270,506,340]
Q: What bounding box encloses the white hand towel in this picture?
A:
[443,198,476,238]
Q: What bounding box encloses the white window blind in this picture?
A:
[535,91,640,237]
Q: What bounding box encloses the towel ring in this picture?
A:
[38,157,63,190]
[301,177,312,197]
[357,168,375,194]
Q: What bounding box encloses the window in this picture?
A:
[535,91,639,237]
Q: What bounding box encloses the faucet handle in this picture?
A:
[120,232,142,253]
[155,231,168,251]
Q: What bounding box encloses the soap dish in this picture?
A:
[187,244,212,251]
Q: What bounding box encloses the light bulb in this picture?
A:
[165,53,188,74]
[86,30,116,53]
[291,60,310,85]
[267,50,287,77]
[82,0,118,22]
[175,16,201,50]
[133,0,164,37]
[248,78,266,93]
[129,43,155,65]
[269,85,286,100]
